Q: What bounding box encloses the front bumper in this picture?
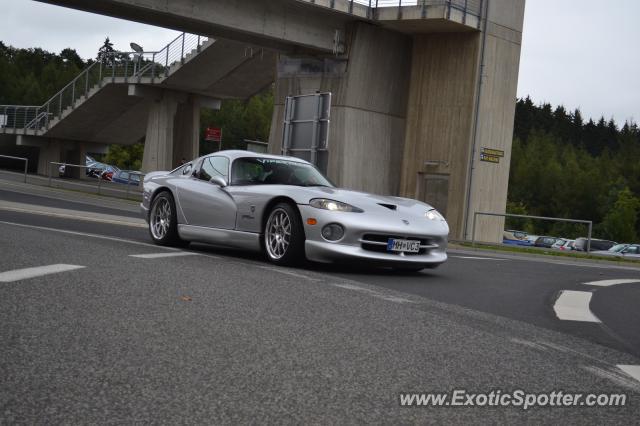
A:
[298,205,448,268]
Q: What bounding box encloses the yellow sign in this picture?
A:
[481,147,505,157]
[480,153,500,164]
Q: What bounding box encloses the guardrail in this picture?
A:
[0,32,208,135]
[48,162,145,200]
[313,0,483,22]
[471,212,594,253]
[0,154,28,183]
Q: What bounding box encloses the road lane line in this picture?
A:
[617,365,640,384]
[253,265,323,282]
[451,256,507,260]
[583,365,640,392]
[583,278,640,287]
[0,201,145,228]
[0,264,85,283]
[553,290,601,322]
[331,283,414,304]
[130,252,200,259]
[0,220,178,250]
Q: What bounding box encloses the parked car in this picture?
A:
[112,170,142,186]
[534,236,560,248]
[573,238,617,252]
[142,150,449,271]
[100,165,120,181]
[559,239,576,251]
[503,230,531,245]
[591,243,640,258]
[551,238,567,249]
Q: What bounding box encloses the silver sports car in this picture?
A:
[141,150,449,270]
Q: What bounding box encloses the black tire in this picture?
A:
[148,191,187,247]
[263,202,305,266]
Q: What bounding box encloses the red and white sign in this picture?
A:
[205,127,222,142]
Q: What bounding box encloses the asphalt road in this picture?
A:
[1,181,639,423]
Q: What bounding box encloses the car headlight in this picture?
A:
[425,209,445,221]
[309,198,363,213]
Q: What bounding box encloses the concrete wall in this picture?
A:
[270,22,412,196]
[399,32,481,241]
[464,0,525,242]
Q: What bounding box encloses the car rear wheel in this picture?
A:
[264,203,305,266]
[149,191,187,247]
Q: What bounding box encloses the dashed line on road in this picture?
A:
[332,282,414,304]
[0,264,85,283]
[130,252,200,259]
[553,290,601,323]
[0,220,179,250]
[582,278,640,287]
[451,256,508,261]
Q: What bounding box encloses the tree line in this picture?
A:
[508,97,640,243]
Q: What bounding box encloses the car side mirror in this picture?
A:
[209,176,227,187]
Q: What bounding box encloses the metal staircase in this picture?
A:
[0,32,211,136]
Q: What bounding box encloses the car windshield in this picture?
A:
[231,157,333,187]
[609,244,628,252]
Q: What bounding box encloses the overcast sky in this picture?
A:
[0,0,638,125]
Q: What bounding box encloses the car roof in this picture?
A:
[196,150,311,165]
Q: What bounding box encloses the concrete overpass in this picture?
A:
[2,0,526,242]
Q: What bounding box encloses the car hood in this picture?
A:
[278,186,441,219]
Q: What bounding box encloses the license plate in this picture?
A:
[387,238,421,253]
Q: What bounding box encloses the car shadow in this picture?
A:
[186,242,438,278]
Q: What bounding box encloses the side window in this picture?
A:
[199,156,229,181]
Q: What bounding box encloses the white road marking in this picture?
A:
[0,264,85,283]
[553,290,601,322]
[254,265,323,282]
[583,278,640,287]
[617,365,640,384]
[0,201,145,228]
[0,220,178,250]
[451,256,507,260]
[130,252,200,259]
[331,283,414,304]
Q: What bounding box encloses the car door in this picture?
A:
[173,155,237,229]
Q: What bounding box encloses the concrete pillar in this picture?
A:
[269,22,412,196]
[172,99,200,167]
[37,140,62,177]
[141,91,207,173]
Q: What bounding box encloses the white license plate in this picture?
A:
[387,238,421,253]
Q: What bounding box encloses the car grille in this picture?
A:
[360,234,438,256]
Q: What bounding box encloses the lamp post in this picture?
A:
[130,42,143,76]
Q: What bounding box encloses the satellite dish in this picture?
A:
[130,42,143,53]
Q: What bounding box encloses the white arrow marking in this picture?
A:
[0,264,85,283]
[553,290,601,322]
[617,365,640,384]
[583,278,640,287]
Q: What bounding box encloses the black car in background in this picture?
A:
[573,238,617,252]
[534,236,560,248]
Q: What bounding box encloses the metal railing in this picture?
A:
[311,0,483,21]
[471,212,594,253]
[48,162,145,199]
[0,32,209,135]
[0,154,28,183]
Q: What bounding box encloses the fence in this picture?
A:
[471,211,594,253]
[48,162,144,200]
[0,155,28,183]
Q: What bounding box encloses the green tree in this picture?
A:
[599,187,640,243]
[103,143,144,171]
